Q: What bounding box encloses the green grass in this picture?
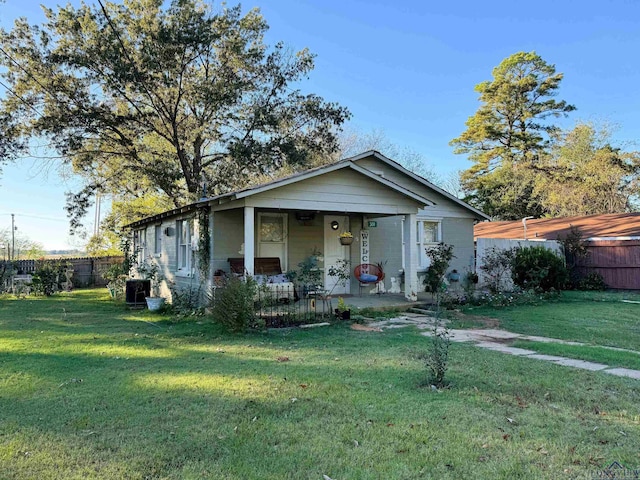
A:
[461,290,640,349]
[1,289,639,479]
[512,340,640,371]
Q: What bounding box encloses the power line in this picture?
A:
[0,212,68,222]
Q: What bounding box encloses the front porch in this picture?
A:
[210,206,425,302]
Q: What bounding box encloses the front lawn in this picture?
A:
[460,290,640,350]
[1,289,639,479]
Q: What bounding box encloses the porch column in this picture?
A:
[208,211,215,287]
[403,213,418,301]
[244,207,255,276]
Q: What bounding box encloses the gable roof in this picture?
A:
[126,157,437,229]
[347,150,490,221]
[206,159,436,207]
[474,213,640,240]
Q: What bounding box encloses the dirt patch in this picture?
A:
[449,311,501,329]
[351,323,383,332]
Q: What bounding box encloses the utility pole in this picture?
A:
[11,213,15,261]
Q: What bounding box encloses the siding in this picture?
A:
[287,212,324,273]
[366,216,476,292]
[441,217,476,277]
[354,157,478,219]
[212,209,244,274]
[247,169,423,214]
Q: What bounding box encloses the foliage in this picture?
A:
[326,258,351,295]
[31,261,68,296]
[336,127,440,182]
[102,261,127,300]
[423,243,455,293]
[577,272,607,291]
[511,246,568,292]
[168,283,204,318]
[85,233,123,257]
[536,123,640,217]
[0,260,17,294]
[288,253,323,290]
[559,225,590,288]
[470,289,561,308]
[136,257,164,296]
[336,297,348,314]
[452,51,575,219]
[425,322,451,389]
[0,1,350,232]
[479,247,516,294]
[338,231,353,239]
[210,276,257,333]
[0,228,45,260]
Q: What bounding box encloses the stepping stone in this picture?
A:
[520,335,583,346]
[448,330,485,342]
[550,358,608,371]
[474,342,536,356]
[603,368,640,380]
[475,329,522,340]
[526,354,568,362]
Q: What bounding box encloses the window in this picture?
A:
[417,220,441,269]
[177,219,193,274]
[154,225,162,255]
[133,229,147,265]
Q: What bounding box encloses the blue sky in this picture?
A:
[1,0,639,249]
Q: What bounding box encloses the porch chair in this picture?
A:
[353,264,385,296]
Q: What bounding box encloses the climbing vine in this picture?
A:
[196,206,211,281]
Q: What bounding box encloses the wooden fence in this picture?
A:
[1,256,124,288]
[575,240,640,290]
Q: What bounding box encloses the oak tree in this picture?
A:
[0,0,350,231]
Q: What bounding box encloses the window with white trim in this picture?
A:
[134,229,147,265]
[177,219,193,275]
[417,220,441,269]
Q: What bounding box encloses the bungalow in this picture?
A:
[126,151,489,301]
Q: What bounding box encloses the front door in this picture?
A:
[324,215,350,295]
[257,212,288,271]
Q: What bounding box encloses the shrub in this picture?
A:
[578,272,607,291]
[511,246,568,292]
[31,261,67,296]
[210,276,257,333]
[423,243,455,293]
[479,247,515,293]
[169,283,204,317]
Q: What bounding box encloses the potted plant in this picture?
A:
[137,259,165,311]
[334,296,351,320]
[339,231,354,245]
[449,269,460,282]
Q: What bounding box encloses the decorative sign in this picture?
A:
[360,230,370,266]
[367,221,377,228]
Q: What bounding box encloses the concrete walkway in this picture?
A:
[367,314,640,380]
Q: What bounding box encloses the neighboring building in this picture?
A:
[126,150,489,301]
[475,213,640,290]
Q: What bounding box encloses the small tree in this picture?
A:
[422,243,454,389]
[479,247,515,293]
[559,226,589,288]
[423,243,455,294]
